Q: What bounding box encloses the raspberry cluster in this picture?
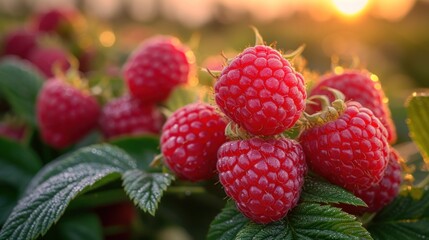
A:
[160,37,308,223]
[33,35,194,148]
[159,31,402,224]
[3,15,402,225]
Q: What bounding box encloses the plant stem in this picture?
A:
[166,186,206,195]
[360,212,376,227]
[416,174,429,188]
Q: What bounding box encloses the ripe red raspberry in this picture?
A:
[215,45,306,136]
[33,9,77,35]
[217,137,307,224]
[36,79,100,148]
[99,96,163,139]
[309,70,397,143]
[2,29,38,59]
[300,101,389,192]
[340,148,402,215]
[123,36,193,103]
[27,47,71,78]
[161,103,227,182]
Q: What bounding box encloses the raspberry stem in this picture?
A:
[150,154,164,168]
[416,174,429,188]
[166,186,206,195]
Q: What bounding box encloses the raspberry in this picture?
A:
[217,137,307,224]
[161,103,227,182]
[99,96,163,139]
[340,148,402,215]
[309,70,396,143]
[215,45,306,136]
[27,47,71,78]
[33,8,77,35]
[299,101,389,192]
[123,36,193,103]
[36,79,100,148]
[2,29,38,59]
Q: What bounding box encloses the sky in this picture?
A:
[0,0,420,28]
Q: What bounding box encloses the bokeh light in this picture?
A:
[99,30,116,47]
[332,0,369,16]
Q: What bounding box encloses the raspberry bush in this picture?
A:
[1,8,429,240]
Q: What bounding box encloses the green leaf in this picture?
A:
[367,187,429,240]
[122,169,174,216]
[0,138,42,191]
[284,203,371,239]
[208,202,371,240]
[110,135,160,170]
[56,213,103,240]
[235,221,291,240]
[207,201,250,240]
[406,92,429,164]
[301,176,367,206]
[0,144,136,240]
[25,144,136,194]
[0,59,44,126]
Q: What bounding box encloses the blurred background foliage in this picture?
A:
[1,1,429,239]
[1,0,429,148]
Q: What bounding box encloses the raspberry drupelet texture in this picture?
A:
[99,96,163,139]
[341,148,402,215]
[124,36,193,103]
[215,45,306,136]
[37,79,100,148]
[161,103,227,182]
[309,71,397,143]
[300,101,389,192]
[217,137,307,224]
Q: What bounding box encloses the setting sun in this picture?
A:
[332,0,369,16]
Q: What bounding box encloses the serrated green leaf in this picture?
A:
[110,135,160,170]
[0,138,42,191]
[207,201,250,240]
[56,213,103,240]
[235,221,291,240]
[122,169,173,216]
[286,203,372,240]
[0,144,136,240]
[301,176,366,206]
[25,144,136,195]
[367,187,429,240]
[208,202,371,240]
[406,92,429,165]
[0,59,44,126]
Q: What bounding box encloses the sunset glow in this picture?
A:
[332,0,369,16]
